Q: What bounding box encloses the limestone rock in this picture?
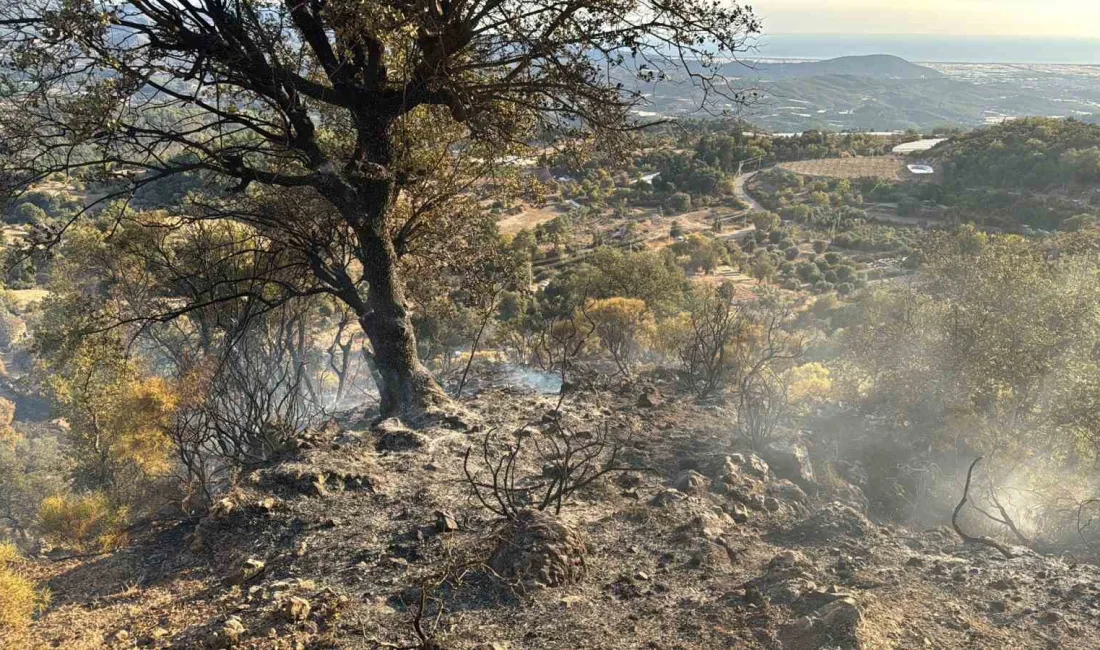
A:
[787,502,876,543]
[435,510,459,533]
[724,452,770,480]
[673,470,711,496]
[226,558,266,586]
[764,440,816,488]
[206,616,246,649]
[780,597,865,650]
[281,596,312,622]
[649,488,688,507]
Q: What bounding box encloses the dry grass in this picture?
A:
[0,543,47,639]
[6,289,49,310]
[496,203,565,235]
[778,156,911,181]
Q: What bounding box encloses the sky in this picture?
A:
[755,0,1100,38]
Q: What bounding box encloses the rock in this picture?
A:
[210,497,237,518]
[726,502,750,524]
[729,486,766,511]
[434,510,459,533]
[832,481,870,513]
[636,388,663,408]
[780,597,864,650]
[676,511,732,541]
[766,577,818,604]
[764,440,816,488]
[725,453,770,480]
[989,600,1007,613]
[763,496,781,512]
[687,538,736,570]
[786,502,875,544]
[374,418,428,452]
[768,479,808,505]
[489,510,587,589]
[226,558,266,586]
[281,596,312,622]
[673,470,711,496]
[334,431,367,447]
[206,616,246,649]
[769,549,811,571]
[112,629,130,643]
[310,474,328,497]
[649,488,688,507]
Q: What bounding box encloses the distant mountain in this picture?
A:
[742,55,945,80]
[628,54,1100,133]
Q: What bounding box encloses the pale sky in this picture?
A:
[755,0,1100,37]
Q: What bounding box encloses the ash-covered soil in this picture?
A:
[12,379,1100,650]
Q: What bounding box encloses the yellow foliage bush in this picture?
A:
[38,493,128,552]
[0,542,47,634]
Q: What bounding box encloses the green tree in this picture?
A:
[749,211,781,233]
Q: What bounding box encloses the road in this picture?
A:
[733,170,763,212]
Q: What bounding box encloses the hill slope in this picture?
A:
[747,55,944,80]
[12,380,1100,649]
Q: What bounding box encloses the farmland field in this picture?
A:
[778,156,913,181]
[495,204,564,235]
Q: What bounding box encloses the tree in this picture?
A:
[674,233,728,275]
[0,0,761,416]
[584,297,654,376]
[749,211,781,233]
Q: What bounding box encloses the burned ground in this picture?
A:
[10,378,1100,650]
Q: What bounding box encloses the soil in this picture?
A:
[9,377,1100,650]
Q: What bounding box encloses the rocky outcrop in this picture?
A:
[764,439,816,489]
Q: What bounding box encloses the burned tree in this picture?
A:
[0,0,760,415]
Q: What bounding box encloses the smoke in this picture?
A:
[497,364,563,394]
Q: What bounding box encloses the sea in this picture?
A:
[753,34,1100,65]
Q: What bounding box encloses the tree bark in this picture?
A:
[354,221,448,417]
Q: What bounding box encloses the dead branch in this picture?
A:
[987,486,1032,547]
[1077,498,1100,555]
[462,418,637,519]
[952,457,1013,558]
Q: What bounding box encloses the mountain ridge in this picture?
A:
[740,54,945,80]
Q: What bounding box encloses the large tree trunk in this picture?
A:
[355,222,448,417]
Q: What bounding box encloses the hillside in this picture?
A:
[10,381,1100,649]
[636,56,1100,132]
[927,116,1100,189]
[746,55,944,80]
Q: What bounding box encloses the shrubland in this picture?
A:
[0,2,1097,644]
